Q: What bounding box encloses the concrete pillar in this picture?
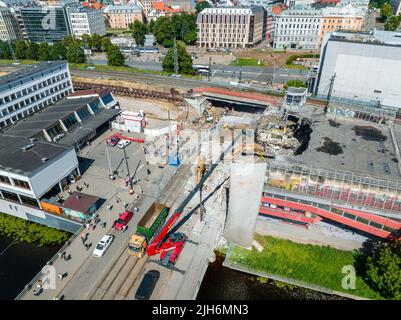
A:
[74,111,82,123]
[87,104,95,115]
[42,129,52,142]
[58,181,63,193]
[76,166,81,177]
[59,119,68,132]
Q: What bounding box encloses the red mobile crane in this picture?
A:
[143,131,243,270]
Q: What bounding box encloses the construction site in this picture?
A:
[4,61,401,301]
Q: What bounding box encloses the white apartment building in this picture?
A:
[68,7,107,38]
[273,4,323,50]
[0,61,73,129]
[196,6,265,48]
[0,5,21,41]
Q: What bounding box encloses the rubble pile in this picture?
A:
[256,115,301,156]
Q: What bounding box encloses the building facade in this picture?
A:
[319,4,364,45]
[266,3,287,43]
[196,6,265,48]
[147,1,182,21]
[314,30,401,109]
[104,4,143,29]
[67,6,106,38]
[0,5,21,41]
[273,4,322,50]
[20,5,72,43]
[0,61,73,129]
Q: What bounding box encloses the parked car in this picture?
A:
[114,210,134,230]
[107,134,120,147]
[93,234,114,257]
[117,139,131,149]
[135,270,160,300]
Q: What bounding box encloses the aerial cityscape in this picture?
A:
[0,0,400,305]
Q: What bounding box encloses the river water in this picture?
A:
[197,253,342,300]
[0,234,61,300]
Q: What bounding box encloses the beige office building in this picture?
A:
[196,6,265,48]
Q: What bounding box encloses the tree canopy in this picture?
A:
[162,41,194,75]
[66,41,86,63]
[380,2,394,20]
[384,14,401,30]
[148,13,197,47]
[107,44,125,66]
[131,20,147,46]
[195,1,211,12]
[362,240,401,299]
[284,79,306,89]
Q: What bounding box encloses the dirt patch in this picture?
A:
[316,137,343,155]
[352,125,387,141]
[328,119,341,128]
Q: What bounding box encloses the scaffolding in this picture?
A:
[265,162,401,214]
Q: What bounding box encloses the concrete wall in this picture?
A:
[316,40,401,108]
[0,198,81,233]
[29,148,78,198]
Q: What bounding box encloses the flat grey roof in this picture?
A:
[0,61,67,94]
[0,134,71,176]
[4,96,99,138]
[287,107,401,180]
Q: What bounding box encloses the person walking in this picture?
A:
[58,273,63,280]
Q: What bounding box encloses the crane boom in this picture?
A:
[146,130,243,256]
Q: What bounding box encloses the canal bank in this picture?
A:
[0,234,61,300]
[196,251,342,300]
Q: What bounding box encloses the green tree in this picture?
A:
[131,20,147,46]
[26,41,39,60]
[364,240,401,299]
[162,41,194,75]
[384,14,401,30]
[195,1,211,12]
[38,42,50,61]
[107,44,125,66]
[15,40,27,60]
[0,40,12,59]
[101,37,112,52]
[50,41,67,60]
[81,33,92,48]
[62,36,76,48]
[66,42,86,63]
[380,3,394,20]
[284,79,306,89]
[91,33,102,51]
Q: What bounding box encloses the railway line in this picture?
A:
[88,164,194,300]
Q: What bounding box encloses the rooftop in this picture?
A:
[0,134,72,176]
[60,191,100,214]
[283,106,401,181]
[4,97,99,138]
[330,29,401,47]
[0,61,67,94]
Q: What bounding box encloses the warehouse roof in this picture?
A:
[0,134,72,176]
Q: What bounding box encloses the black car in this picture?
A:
[135,270,160,300]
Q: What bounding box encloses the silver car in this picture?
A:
[93,234,114,257]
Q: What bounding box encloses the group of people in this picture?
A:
[58,251,71,261]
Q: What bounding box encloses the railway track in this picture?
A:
[88,164,194,300]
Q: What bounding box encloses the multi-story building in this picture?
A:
[265,3,287,43]
[284,0,315,7]
[319,4,364,45]
[314,30,401,109]
[67,6,107,38]
[147,1,182,21]
[0,4,21,41]
[103,4,143,29]
[20,4,72,43]
[196,6,265,48]
[0,61,73,129]
[390,0,401,15]
[273,4,322,50]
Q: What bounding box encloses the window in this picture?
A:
[370,221,383,229]
[0,175,11,185]
[20,195,39,208]
[12,178,31,190]
[1,190,20,203]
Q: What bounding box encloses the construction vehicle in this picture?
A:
[127,131,243,269]
[112,133,144,144]
[128,203,169,257]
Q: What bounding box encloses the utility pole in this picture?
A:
[123,146,133,192]
[105,141,114,179]
[239,67,242,82]
[208,56,212,81]
[173,37,179,76]
[325,73,336,113]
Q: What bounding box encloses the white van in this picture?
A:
[117,140,131,149]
